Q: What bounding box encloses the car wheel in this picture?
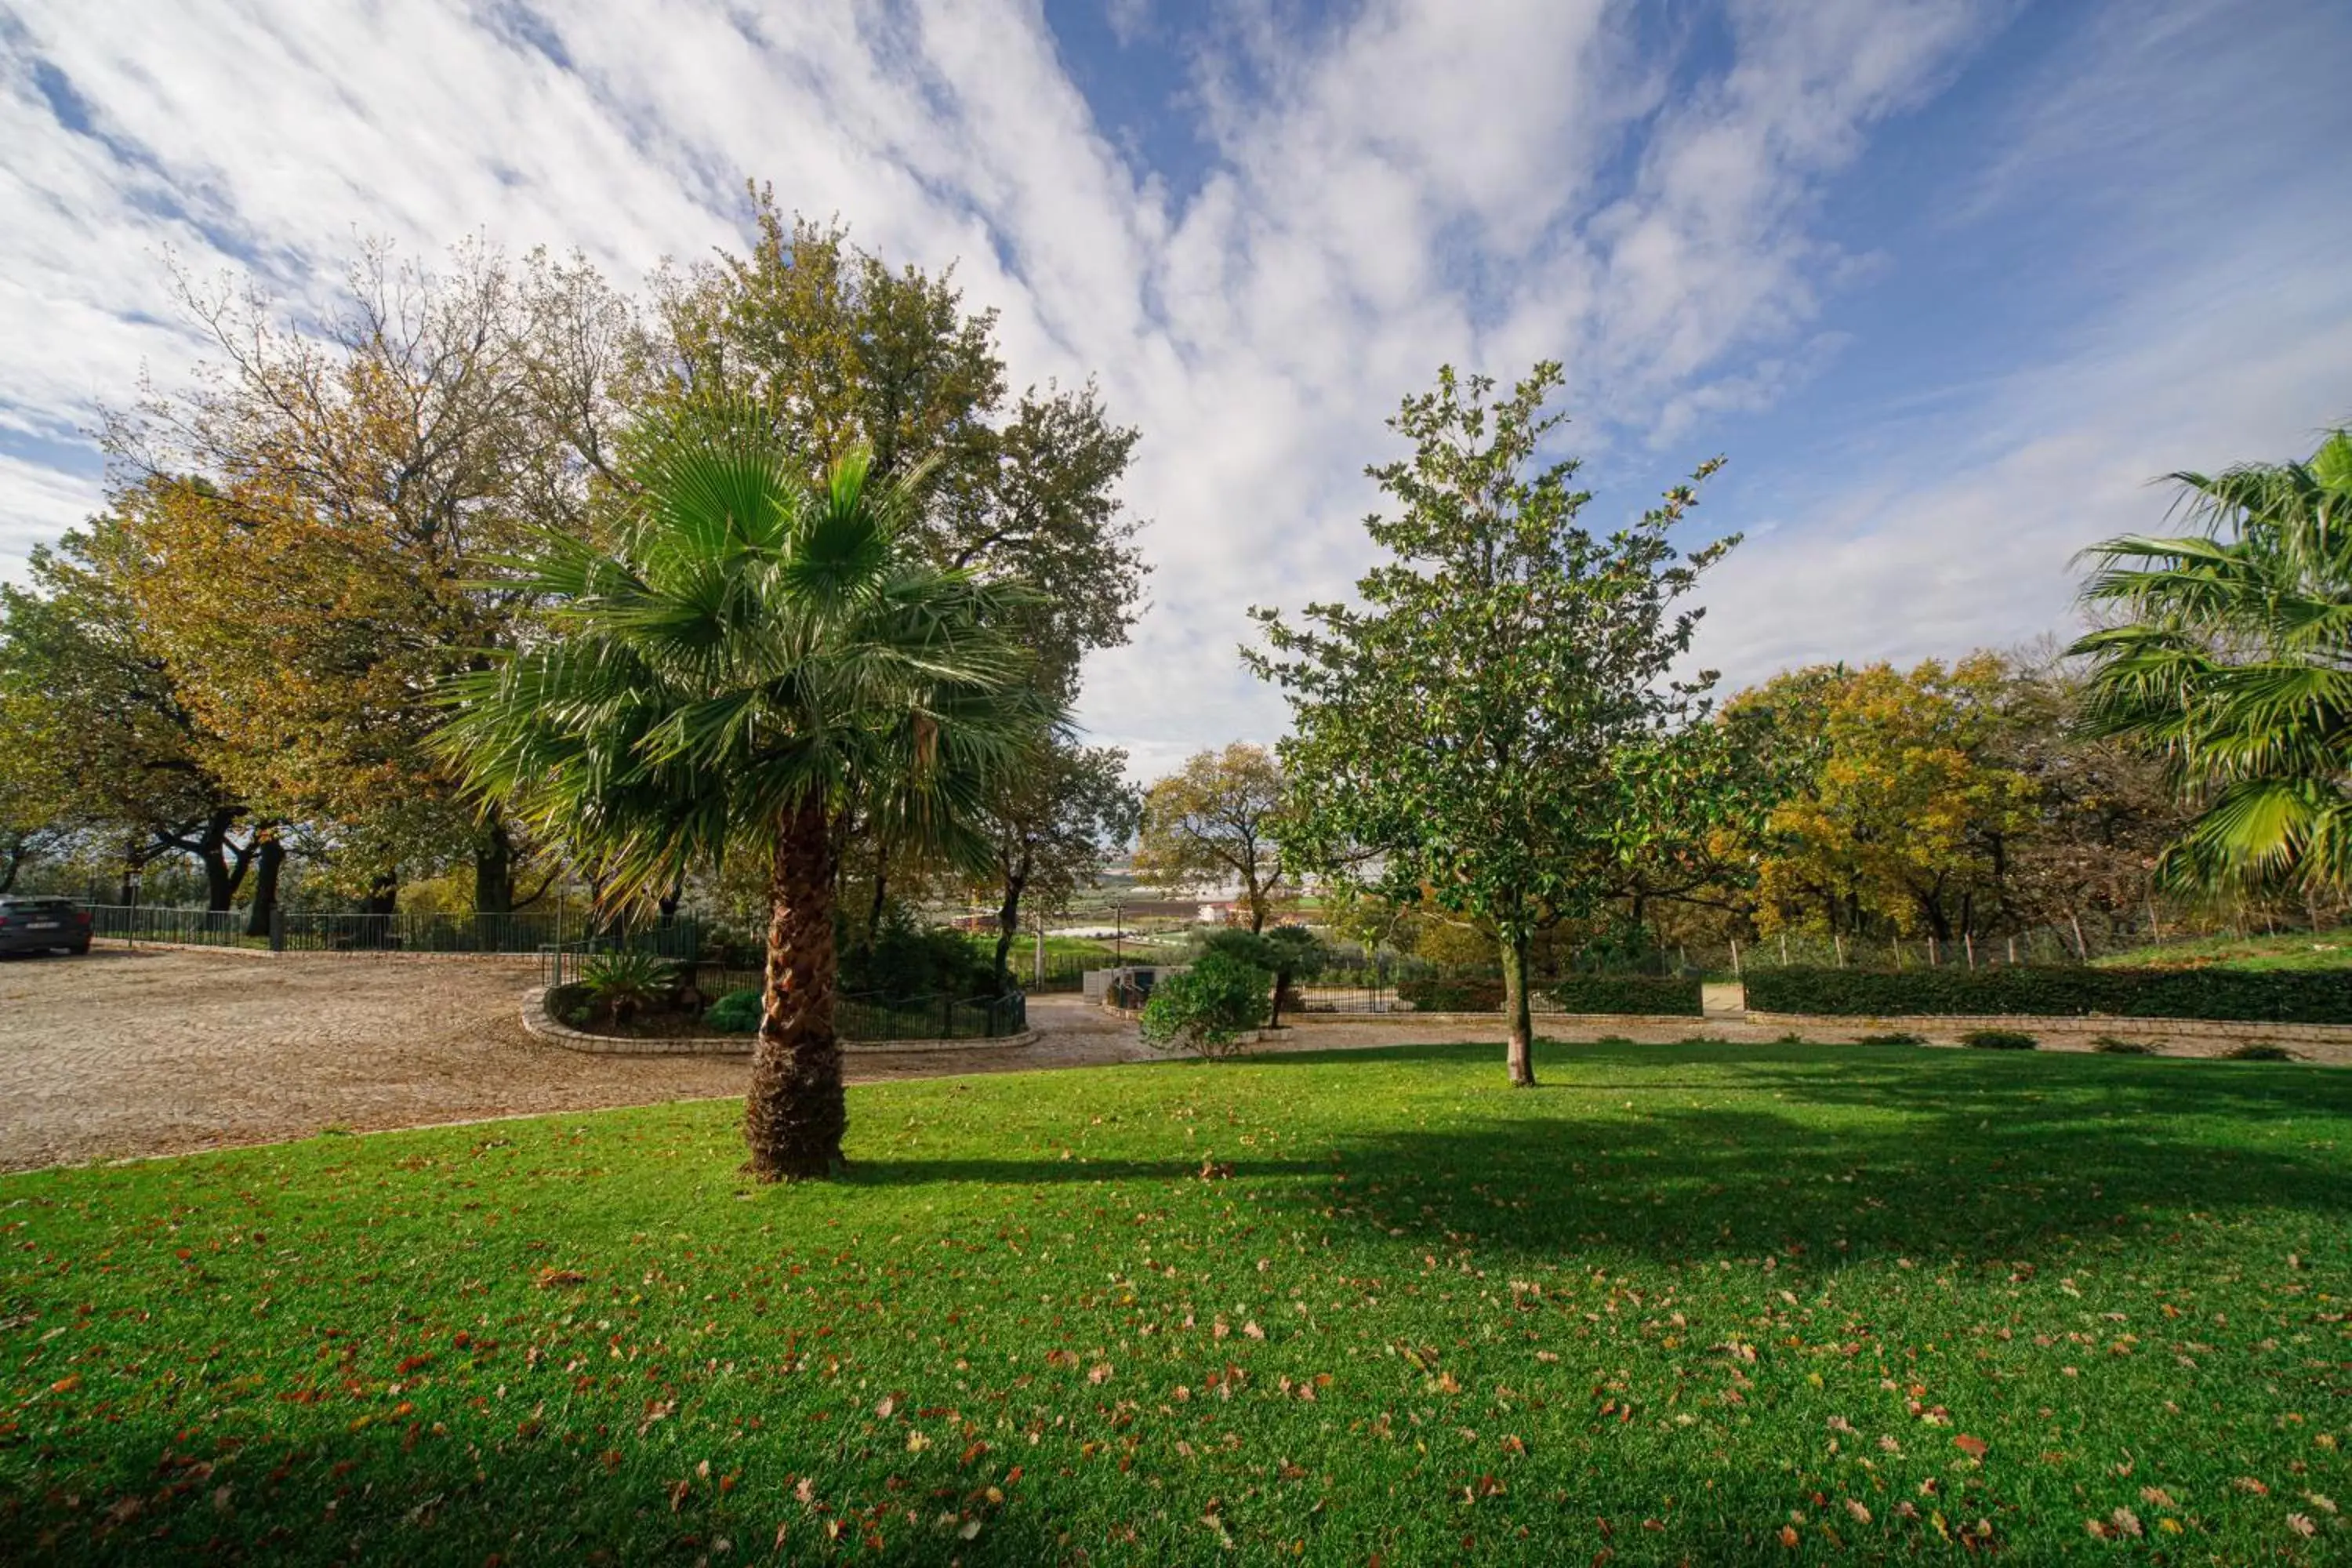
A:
[70,941,91,956]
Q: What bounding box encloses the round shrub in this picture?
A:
[705,988,764,1035]
[2092,1036,2157,1054]
[1139,952,1269,1057]
[1961,1028,2038,1050]
[2220,1041,2299,1062]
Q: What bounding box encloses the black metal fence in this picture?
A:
[837,989,1026,1042]
[91,905,697,960]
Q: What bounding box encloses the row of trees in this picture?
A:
[1128,366,2348,1087]
[0,194,1147,957]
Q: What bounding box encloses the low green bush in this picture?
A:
[579,949,674,1022]
[1962,1028,2038,1050]
[1856,1031,1926,1046]
[2220,1041,2300,1062]
[1140,952,1269,1057]
[2092,1036,2157,1054]
[705,988,763,1035]
[1548,975,1704,1016]
[1744,965,2352,1024]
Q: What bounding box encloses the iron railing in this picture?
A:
[89,905,696,960]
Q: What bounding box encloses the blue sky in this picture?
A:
[2,0,2347,778]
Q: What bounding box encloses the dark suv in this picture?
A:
[0,897,93,956]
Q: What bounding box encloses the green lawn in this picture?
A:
[2094,927,2352,973]
[2,1043,2345,1564]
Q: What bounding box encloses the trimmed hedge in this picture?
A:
[1549,975,1704,1017]
[1744,965,2352,1025]
[1396,977,1504,1013]
[1392,975,1705,1015]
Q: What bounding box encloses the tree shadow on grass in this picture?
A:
[849,1039,2352,1273]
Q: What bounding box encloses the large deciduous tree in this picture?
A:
[1742,658,2035,943]
[974,740,1138,994]
[648,193,1148,925]
[2071,430,2352,895]
[1134,744,1290,932]
[1248,363,1733,1086]
[0,515,252,906]
[105,242,633,910]
[438,411,1049,1180]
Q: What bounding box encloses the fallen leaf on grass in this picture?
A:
[2287,1515,2317,1538]
[1953,1434,1987,1460]
[1846,1500,1871,1524]
[1777,1525,1798,1548]
[534,1268,587,1290]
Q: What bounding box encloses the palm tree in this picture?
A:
[438,408,1051,1178]
[2071,430,2352,894]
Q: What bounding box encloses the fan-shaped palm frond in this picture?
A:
[2071,430,2352,895]
[437,405,1056,1178]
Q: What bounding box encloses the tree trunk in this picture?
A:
[1246,877,1268,933]
[990,872,1026,999]
[473,815,515,914]
[241,832,285,938]
[358,874,398,916]
[200,808,241,912]
[0,837,24,894]
[1500,925,1536,1088]
[867,844,890,939]
[745,797,847,1181]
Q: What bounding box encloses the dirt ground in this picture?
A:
[0,946,2336,1173]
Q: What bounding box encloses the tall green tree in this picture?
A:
[1248,363,1733,1086]
[0,515,252,906]
[437,410,1050,1179]
[2072,430,2352,894]
[1134,744,1289,932]
[972,739,1138,994]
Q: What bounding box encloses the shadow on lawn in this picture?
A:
[851,1040,2352,1272]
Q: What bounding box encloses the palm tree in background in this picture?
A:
[439,405,1051,1178]
[2071,430,2352,895]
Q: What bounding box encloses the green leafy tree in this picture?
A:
[1134,743,1289,931]
[437,410,1051,1179]
[1248,363,1733,1086]
[1201,924,1326,1027]
[972,739,1138,995]
[2072,430,2352,895]
[0,515,253,906]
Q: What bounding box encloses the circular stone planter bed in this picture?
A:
[521,986,1037,1056]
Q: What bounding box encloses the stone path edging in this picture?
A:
[521,986,1038,1056]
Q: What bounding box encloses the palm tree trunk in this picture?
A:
[745,797,847,1180]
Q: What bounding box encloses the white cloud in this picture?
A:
[0,0,2340,782]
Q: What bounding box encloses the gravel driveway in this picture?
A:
[0,950,1269,1172]
[0,950,1510,1172]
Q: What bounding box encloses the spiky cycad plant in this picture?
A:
[2071,431,2352,895]
[439,407,1051,1178]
